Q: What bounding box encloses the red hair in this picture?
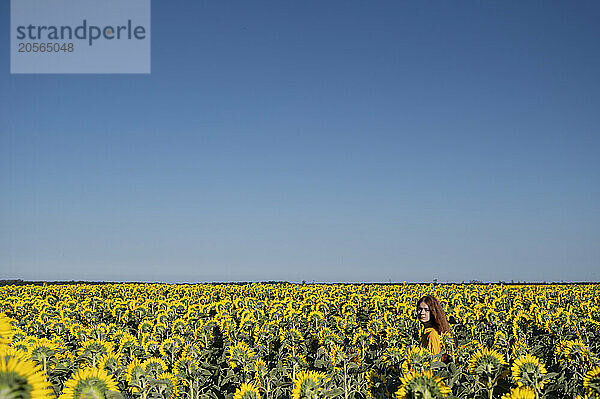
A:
[417,295,451,335]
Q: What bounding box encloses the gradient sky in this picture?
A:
[1,1,599,283]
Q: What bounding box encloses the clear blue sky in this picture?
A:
[1,1,599,283]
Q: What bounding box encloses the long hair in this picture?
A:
[417,295,451,335]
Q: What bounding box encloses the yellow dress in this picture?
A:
[420,327,442,355]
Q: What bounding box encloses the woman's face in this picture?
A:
[417,301,431,324]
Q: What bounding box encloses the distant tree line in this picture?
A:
[0,279,597,287]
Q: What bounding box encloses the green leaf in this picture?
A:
[323,388,344,397]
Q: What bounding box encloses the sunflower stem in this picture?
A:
[343,360,348,399]
[292,345,296,381]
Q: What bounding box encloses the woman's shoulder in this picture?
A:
[423,327,440,336]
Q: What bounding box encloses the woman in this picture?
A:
[416,295,452,360]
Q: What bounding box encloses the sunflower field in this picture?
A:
[1,283,600,399]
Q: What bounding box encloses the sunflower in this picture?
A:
[511,338,529,361]
[342,303,357,316]
[315,301,329,315]
[10,327,27,345]
[138,320,154,336]
[500,386,536,399]
[285,309,303,326]
[566,340,591,364]
[97,353,123,376]
[151,372,178,399]
[0,354,53,399]
[280,327,303,349]
[70,326,88,344]
[320,332,343,349]
[140,339,159,358]
[171,318,188,336]
[292,370,327,399]
[367,319,385,335]
[125,358,144,391]
[348,346,362,366]
[254,358,268,387]
[395,370,451,399]
[216,313,236,338]
[0,345,29,362]
[315,327,332,344]
[511,354,548,391]
[440,331,454,357]
[555,339,591,366]
[341,314,358,332]
[182,342,204,360]
[55,345,76,361]
[228,342,256,372]
[141,357,168,378]
[326,344,345,371]
[583,366,600,398]
[385,329,404,350]
[78,339,115,369]
[85,323,108,341]
[454,340,481,365]
[29,339,58,373]
[493,330,509,351]
[152,323,169,340]
[159,337,183,361]
[307,311,325,328]
[353,329,374,348]
[365,370,387,399]
[401,346,432,374]
[239,313,257,332]
[467,347,507,375]
[59,368,118,399]
[382,346,404,367]
[0,314,15,345]
[233,381,261,399]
